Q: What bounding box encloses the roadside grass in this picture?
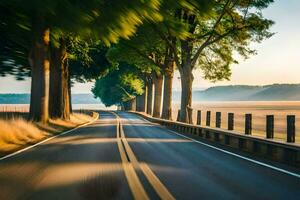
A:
[0,112,97,156]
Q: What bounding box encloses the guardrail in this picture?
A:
[133,112,300,168]
[192,110,297,143]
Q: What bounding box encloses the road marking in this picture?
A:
[129,112,300,179]
[139,163,176,200]
[0,113,99,161]
[113,112,149,200]
[115,112,175,200]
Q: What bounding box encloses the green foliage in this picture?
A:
[68,39,113,82]
[92,63,143,106]
[106,25,165,75]
[0,4,31,79]
[87,0,163,45]
[175,0,274,81]
[0,0,163,80]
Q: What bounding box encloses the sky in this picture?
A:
[0,0,299,93]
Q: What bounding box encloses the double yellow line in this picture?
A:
[112,112,175,200]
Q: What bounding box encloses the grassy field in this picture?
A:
[0,105,97,155]
[172,101,300,143]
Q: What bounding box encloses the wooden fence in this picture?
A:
[177,110,298,144]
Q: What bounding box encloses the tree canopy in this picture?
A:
[0,0,274,123]
[92,63,144,107]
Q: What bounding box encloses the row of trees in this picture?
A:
[0,0,163,123]
[92,0,274,123]
[0,0,274,124]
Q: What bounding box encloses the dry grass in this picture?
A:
[0,118,48,153]
[0,111,96,155]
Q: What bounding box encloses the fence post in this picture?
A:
[216,112,221,128]
[228,113,234,130]
[245,114,252,135]
[206,111,211,126]
[176,110,180,122]
[197,110,201,125]
[287,115,295,143]
[266,115,274,139]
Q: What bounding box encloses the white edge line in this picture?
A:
[131,113,300,179]
[0,112,99,161]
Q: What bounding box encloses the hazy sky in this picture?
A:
[0,0,299,93]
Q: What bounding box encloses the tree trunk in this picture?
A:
[136,92,146,112]
[146,78,153,115]
[63,63,71,118]
[29,23,50,123]
[161,53,175,120]
[131,98,136,111]
[136,83,147,112]
[136,95,142,111]
[49,39,70,119]
[152,72,163,118]
[124,98,136,111]
[68,74,73,113]
[161,73,173,120]
[178,38,195,123]
[140,90,147,112]
[179,66,194,123]
[123,102,129,111]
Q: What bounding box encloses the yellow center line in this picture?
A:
[113,113,149,200]
[118,113,176,200]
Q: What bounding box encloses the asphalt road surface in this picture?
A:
[0,111,299,200]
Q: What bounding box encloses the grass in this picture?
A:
[0,111,97,156]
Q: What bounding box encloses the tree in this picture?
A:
[106,25,167,117]
[49,37,70,119]
[166,0,274,122]
[146,76,153,115]
[68,40,113,113]
[92,63,144,108]
[49,37,112,119]
[140,0,213,120]
[120,0,212,119]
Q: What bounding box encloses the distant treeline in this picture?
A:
[174,84,300,101]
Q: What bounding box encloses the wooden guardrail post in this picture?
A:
[245,114,252,135]
[206,111,211,126]
[216,112,221,128]
[176,110,180,121]
[266,115,274,139]
[287,115,295,143]
[228,113,234,130]
[197,110,201,125]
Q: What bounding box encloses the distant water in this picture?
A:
[0,104,116,111]
[72,104,117,110]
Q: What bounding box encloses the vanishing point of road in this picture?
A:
[0,111,299,200]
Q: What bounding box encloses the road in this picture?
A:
[0,111,299,200]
